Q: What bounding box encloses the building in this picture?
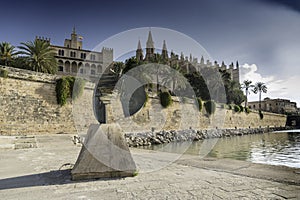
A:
[248,97,298,114]
[136,31,240,83]
[37,28,113,80]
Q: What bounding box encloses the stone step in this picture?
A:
[14,143,37,149]
[14,136,37,149]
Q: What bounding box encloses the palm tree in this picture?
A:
[242,80,254,107]
[18,40,57,74]
[0,42,18,66]
[253,82,267,110]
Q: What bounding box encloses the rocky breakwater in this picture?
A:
[125,127,288,147]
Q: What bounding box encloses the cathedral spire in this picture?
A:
[137,39,142,50]
[162,40,168,60]
[145,30,155,61]
[136,39,143,62]
[162,40,167,51]
[200,56,204,65]
[146,30,154,49]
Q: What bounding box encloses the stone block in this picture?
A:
[71,123,137,180]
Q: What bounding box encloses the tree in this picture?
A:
[226,81,245,105]
[123,57,139,74]
[11,56,29,70]
[253,82,267,110]
[18,40,57,74]
[200,67,220,101]
[185,72,210,100]
[220,69,231,86]
[0,42,18,66]
[111,61,125,78]
[242,80,254,107]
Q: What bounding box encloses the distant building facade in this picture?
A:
[136,31,240,83]
[248,97,298,114]
[37,28,113,79]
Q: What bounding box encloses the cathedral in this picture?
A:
[136,31,240,83]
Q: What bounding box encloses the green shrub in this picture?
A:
[56,77,70,106]
[0,69,8,78]
[196,98,203,112]
[204,100,216,115]
[160,91,172,108]
[239,105,244,112]
[234,105,240,112]
[56,76,85,106]
[245,107,250,114]
[259,110,264,119]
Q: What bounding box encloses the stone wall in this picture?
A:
[0,66,286,136]
[0,66,97,135]
[107,97,287,133]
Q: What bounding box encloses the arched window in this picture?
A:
[78,62,83,74]
[85,63,90,74]
[65,61,70,72]
[60,50,64,56]
[70,51,76,58]
[72,62,77,73]
[97,65,102,73]
[91,64,96,75]
[58,60,64,72]
[58,50,65,56]
[81,53,86,59]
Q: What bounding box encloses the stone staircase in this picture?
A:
[97,74,119,96]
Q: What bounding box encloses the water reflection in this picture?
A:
[140,130,300,168]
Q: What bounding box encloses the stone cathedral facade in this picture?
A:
[136,31,240,83]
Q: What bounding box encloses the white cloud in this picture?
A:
[240,64,300,106]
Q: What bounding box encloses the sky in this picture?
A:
[1,0,300,105]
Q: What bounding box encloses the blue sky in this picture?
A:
[2,0,300,105]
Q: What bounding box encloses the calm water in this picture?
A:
[140,130,300,168]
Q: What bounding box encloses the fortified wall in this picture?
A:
[0,66,286,136]
[0,66,97,135]
[106,97,287,133]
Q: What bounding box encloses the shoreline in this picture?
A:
[125,126,291,147]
